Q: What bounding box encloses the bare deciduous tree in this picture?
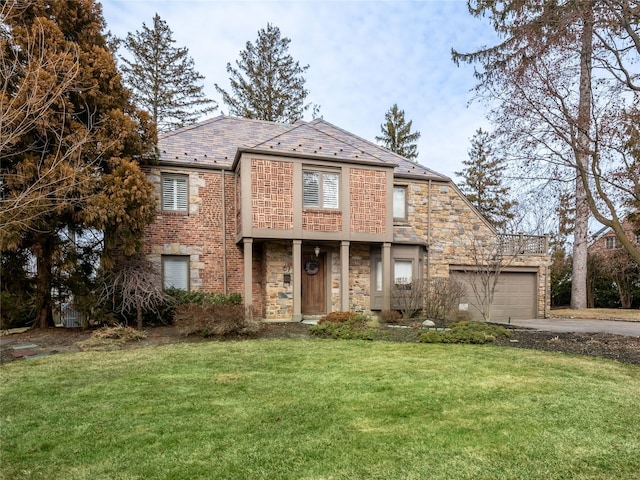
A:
[98,256,170,329]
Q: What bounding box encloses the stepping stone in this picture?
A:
[11,349,39,358]
[11,344,39,350]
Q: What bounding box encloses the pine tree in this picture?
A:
[0,0,155,328]
[455,128,515,229]
[121,13,216,132]
[215,23,309,123]
[375,104,421,160]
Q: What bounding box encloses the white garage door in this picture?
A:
[450,270,537,321]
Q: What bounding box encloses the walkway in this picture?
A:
[492,317,640,337]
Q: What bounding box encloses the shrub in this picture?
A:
[419,321,511,344]
[318,311,358,324]
[0,291,37,329]
[173,302,259,337]
[378,310,402,324]
[310,314,381,340]
[77,325,148,351]
[424,277,466,324]
[153,289,243,325]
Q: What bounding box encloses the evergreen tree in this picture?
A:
[121,13,216,132]
[375,104,421,160]
[0,0,155,328]
[215,23,309,123]
[455,128,515,229]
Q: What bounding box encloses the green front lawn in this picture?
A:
[1,340,639,479]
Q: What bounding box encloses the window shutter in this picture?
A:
[323,173,339,208]
[162,176,175,210]
[303,171,319,207]
[175,178,187,211]
[163,257,189,290]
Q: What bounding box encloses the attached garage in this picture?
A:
[450,268,538,321]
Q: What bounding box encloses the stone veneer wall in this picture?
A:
[350,169,386,234]
[348,243,372,314]
[144,168,245,298]
[262,241,293,320]
[406,180,550,318]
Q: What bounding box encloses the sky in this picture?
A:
[100,0,499,179]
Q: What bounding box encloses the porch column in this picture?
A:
[382,242,391,311]
[292,240,302,321]
[243,238,253,310]
[341,241,350,311]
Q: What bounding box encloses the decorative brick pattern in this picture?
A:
[350,169,386,233]
[302,209,342,232]
[251,159,293,230]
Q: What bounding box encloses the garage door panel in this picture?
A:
[451,271,537,321]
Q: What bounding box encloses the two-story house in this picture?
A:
[143,115,549,321]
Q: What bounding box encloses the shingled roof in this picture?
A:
[157,115,449,181]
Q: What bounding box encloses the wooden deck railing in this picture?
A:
[497,234,548,255]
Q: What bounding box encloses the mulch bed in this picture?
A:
[2,322,640,365]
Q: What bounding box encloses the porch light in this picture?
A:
[314,246,320,257]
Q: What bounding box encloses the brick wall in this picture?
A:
[251,159,293,230]
[350,169,386,233]
[144,168,244,297]
[302,209,342,232]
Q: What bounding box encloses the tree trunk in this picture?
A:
[571,11,594,310]
[34,235,55,329]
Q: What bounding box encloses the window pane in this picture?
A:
[303,171,319,207]
[162,176,188,211]
[394,260,412,284]
[163,256,189,290]
[323,173,339,208]
[393,186,406,219]
[376,260,382,291]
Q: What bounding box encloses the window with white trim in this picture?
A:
[162,174,188,212]
[394,259,413,286]
[303,170,339,209]
[605,236,622,250]
[393,186,407,220]
[162,256,190,290]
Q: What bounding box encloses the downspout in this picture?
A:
[222,169,227,295]
[427,179,432,290]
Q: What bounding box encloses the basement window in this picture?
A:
[162,255,190,291]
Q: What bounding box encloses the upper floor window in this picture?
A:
[393,186,407,220]
[162,174,188,212]
[303,170,339,209]
[605,236,622,250]
[162,255,190,290]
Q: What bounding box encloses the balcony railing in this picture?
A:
[497,234,548,255]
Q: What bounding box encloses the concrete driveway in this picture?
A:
[492,317,640,337]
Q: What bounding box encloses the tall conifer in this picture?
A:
[121,13,216,132]
[375,104,421,160]
[215,23,309,123]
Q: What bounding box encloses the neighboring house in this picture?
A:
[588,218,640,309]
[590,219,640,256]
[143,115,549,321]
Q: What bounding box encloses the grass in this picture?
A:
[550,308,640,321]
[1,340,639,479]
